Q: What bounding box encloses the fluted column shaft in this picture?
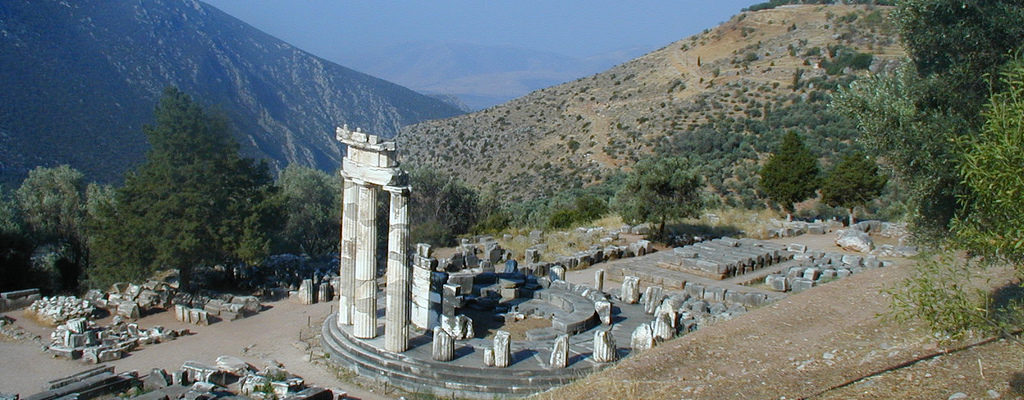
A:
[337,178,358,326]
[384,186,411,352]
[353,183,378,339]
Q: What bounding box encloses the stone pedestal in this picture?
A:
[594,269,605,292]
[493,331,511,368]
[432,326,454,361]
[411,244,433,329]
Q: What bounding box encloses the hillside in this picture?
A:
[398,4,904,204]
[0,0,462,185]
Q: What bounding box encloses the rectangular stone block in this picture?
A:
[791,278,814,293]
[684,282,705,299]
[704,286,725,302]
[766,274,788,292]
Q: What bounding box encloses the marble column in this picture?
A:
[384,186,411,352]
[337,179,358,327]
[353,184,378,339]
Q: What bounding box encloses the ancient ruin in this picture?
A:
[320,128,808,398]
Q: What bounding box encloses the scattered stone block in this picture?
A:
[549,334,569,368]
[791,278,814,293]
[621,276,641,304]
[652,313,675,341]
[836,230,874,253]
[431,327,454,362]
[593,329,617,363]
[630,324,655,353]
[641,286,664,314]
[549,265,566,281]
[482,348,495,367]
[594,300,612,325]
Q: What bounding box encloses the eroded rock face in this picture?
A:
[835,229,874,253]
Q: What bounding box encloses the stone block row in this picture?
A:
[664,237,789,280]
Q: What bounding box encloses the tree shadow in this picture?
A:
[662,222,743,245]
[989,281,1024,327]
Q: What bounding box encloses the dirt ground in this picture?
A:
[0,299,390,400]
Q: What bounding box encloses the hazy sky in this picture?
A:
[202,1,757,60]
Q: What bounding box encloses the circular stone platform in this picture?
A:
[322,314,618,398]
[320,281,655,399]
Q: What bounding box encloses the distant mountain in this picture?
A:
[0,0,463,186]
[398,4,905,203]
[339,42,648,110]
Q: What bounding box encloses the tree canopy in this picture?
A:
[758,131,820,214]
[835,0,1024,238]
[275,164,341,257]
[953,59,1024,264]
[408,167,480,246]
[820,151,887,225]
[89,87,280,289]
[615,156,703,238]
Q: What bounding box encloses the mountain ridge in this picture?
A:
[0,0,462,185]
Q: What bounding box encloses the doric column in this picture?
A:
[384,186,411,352]
[337,178,358,326]
[353,183,378,339]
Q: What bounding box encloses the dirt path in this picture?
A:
[0,300,390,400]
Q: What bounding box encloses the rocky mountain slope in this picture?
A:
[0,0,462,185]
[398,4,904,203]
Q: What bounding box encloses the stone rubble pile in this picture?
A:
[170,291,263,325]
[834,220,918,255]
[26,295,95,325]
[24,359,339,400]
[766,219,844,238]
[764,245,894,293]
[83,280,176,321]
[45,317,183,363]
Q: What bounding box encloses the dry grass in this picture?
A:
[497,216,630,263]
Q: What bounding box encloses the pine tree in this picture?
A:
[758,131,820,218]
[820,152,887,226]
[90,87,280,289]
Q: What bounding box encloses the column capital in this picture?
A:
[383,185,411,195]
[340,172,368,187]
